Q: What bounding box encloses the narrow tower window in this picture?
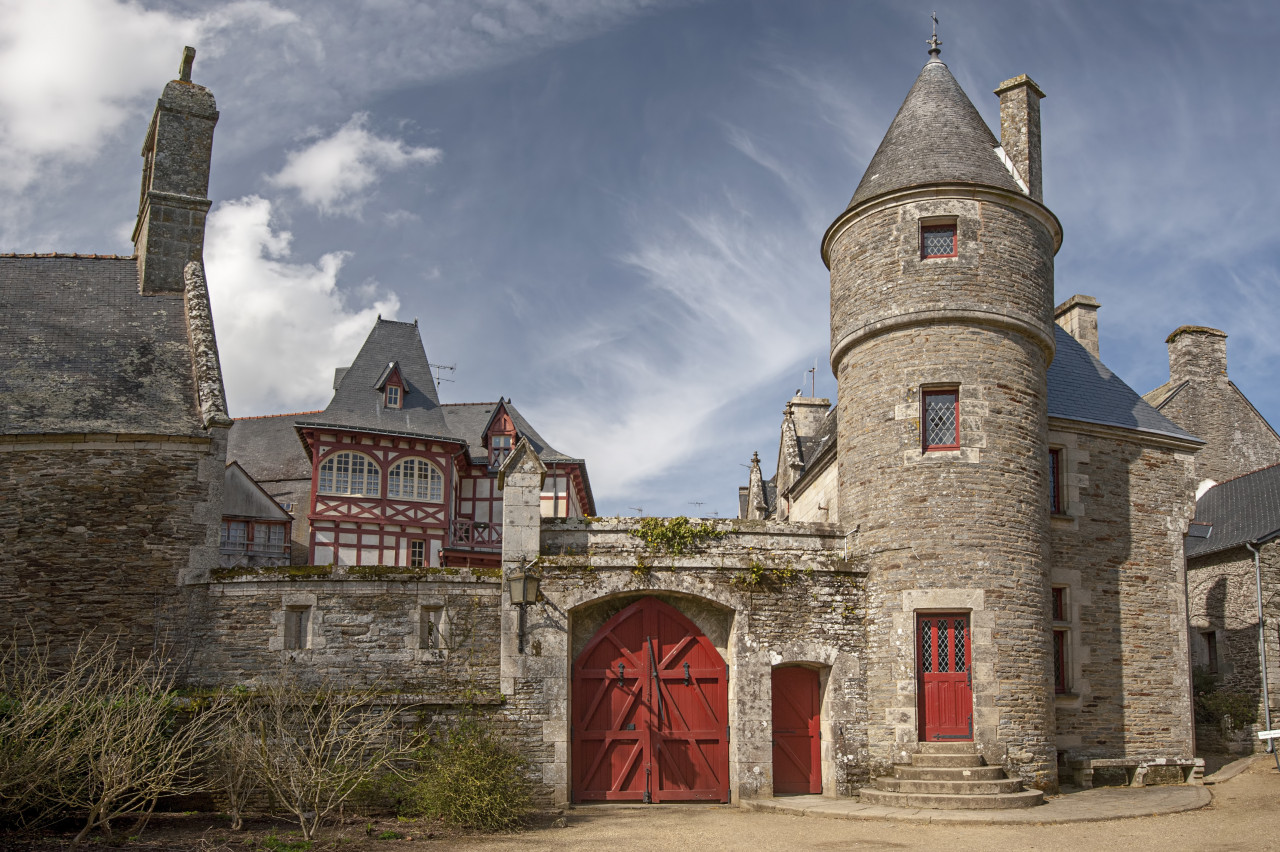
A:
[922,388,960,450]
[920,221,958,259]
[1049,448,1064,514]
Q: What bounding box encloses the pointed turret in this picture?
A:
[846,55,1022,213]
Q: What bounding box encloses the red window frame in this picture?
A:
[920,222,958,259]
[1051,586,1066,622]
[921,388,960,451]
[1052,629,1069,694]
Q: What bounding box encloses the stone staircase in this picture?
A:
[858,742,1044,810]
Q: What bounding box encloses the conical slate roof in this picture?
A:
[847,56,1023,211]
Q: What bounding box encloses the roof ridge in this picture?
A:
[442,401,500,407]
[0,252,136,259]
[234,410,323,421]
[1207,460,1280,489]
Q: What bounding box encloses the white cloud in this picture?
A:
[0,0,298,192]
[267,113,442,215]
[203,195,400,416]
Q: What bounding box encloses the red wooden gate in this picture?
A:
[771,666,821,795]
[572,597,729,803]
[917,612,973,741]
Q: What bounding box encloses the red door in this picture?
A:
[771,666,821,795]
[917,613,973,741]
[572,597,729,803]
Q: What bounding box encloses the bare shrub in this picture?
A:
[227,668,421,840]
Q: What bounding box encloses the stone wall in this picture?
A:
[1048,422,1197,761]
[1187,541,1280,753]
[184,568,502,694]
[501,514,861,804]
[0,433,225,659]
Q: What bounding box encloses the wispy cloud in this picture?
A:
[267,113,442,215]
[203,195,400,416]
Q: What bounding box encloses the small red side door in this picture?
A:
[917,613,973,741]
[771,666,821,794]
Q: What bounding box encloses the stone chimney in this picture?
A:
[133,47,219,295]
[1054,294,1101,359]
[1167,326,1228,383]
[994,74,1045,202]
[785,395,831,439]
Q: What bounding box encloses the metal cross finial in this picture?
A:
[927,12,942,58]
[179,46,195,82]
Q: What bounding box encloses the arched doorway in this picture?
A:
[571,596,729,802]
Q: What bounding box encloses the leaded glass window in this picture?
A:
[954,619,966,672]
[388,458,444,502]
[923,389,959,450]
[920,620,933,673]
[938,621,950,672]
[921,223,957,258]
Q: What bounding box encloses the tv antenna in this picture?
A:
[431,363,456,388]
[689,501,704,515]
[807,361,817,397]
[629,506,645,517]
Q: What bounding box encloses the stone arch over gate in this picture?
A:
[570,595,732,802]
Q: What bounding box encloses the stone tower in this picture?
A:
[822,44,1063,788]
[132,47,219,295]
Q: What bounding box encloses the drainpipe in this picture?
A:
[1245,541,1276,761]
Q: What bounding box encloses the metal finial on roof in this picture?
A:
[179,46,195,82]
[927,12,942,59]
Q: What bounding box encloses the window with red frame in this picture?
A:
[922,388,960,450]
[920,222,957,259]
[1049,448,1064,514]
[1053,629,1069,693]
[1051,586,1067,622]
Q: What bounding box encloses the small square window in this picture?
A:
[921,388,960,450]
[409,540,425,568]
[921,222,957,259]
[385,386,401,408]
[284,607,311,650]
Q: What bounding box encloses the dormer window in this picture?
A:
[386,385,401,408]
[490,434,513,468]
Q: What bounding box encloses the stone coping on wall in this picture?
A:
[208,564,501,584]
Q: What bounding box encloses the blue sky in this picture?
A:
[2,0,1277,516]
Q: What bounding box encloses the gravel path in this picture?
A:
[446,759,1280,851]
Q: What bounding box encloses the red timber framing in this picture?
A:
[572,597,729,803]
[303,428,459,567]
[917,612,974,742]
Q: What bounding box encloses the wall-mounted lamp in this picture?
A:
[507,563,541,654]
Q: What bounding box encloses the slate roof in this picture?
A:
[228,413,316,483]
[1186,463,1280,559]
[295,318,452,439]
[0,255,204,436]
[441,402,581,467]
[847,56,1023,211]
[1047,326,1201,443]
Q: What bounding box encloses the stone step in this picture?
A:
[894,765,1008,782]
[858,788,1045,810]
[874,776,1026,795]
[916,742,979,755]
[907,753,986,768]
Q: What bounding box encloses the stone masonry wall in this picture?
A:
[1048,424,1198,761]
[0,436,224,660]
[1187,541,1280,753]
[183,569,502,695]
[499,518,862,804]
[1157,378,1280,485]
